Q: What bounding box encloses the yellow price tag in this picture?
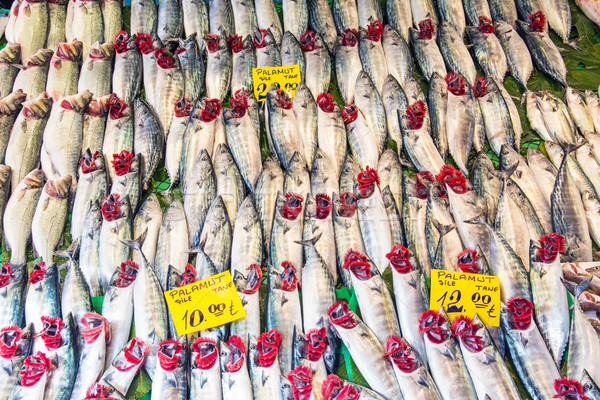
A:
[164,271,246,336]
[429,269,501,327]
[252,65,301,102]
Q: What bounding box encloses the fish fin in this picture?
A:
[442,345,455,361]
[294,233,322,247]
[120,228,148,253]
[54,238,80,260]
[415,374,430,388]
[519,332,528,347]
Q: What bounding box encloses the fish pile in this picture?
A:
[0,0,599,398]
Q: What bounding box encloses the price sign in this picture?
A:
[164,271,246,336]
[252,65,301,102]
[430,269,501,327]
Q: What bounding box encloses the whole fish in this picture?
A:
[382,25,412,89]
[124,232,170,380]
[31,176,71,264]
[71,150,107,241]
[165,99,192,188]
[150,339,187,400]
[78,201,102,297]
[182,0,208,51]
[517,17,567,87]
[24,262,60,334]
[266,87,301,170]
[220,336,254,399]
[190,337,222,399]
[284,0,308,40]
[4,170,45,266]
[502,297,562,399]
[466,19,508,82]
[266,261,302,374]
[46,0,67,51]
[69,313,109,400]
[12,48,53,100]
[101,261,137,368]
[328,301,402,399]
[157,0,182,42]
[155,198,189,288]
[248,331,284,400]
[334,29,362,104]
[0,263,28,328]
[438,22,476,85]
[354,71,387,154]
[343,104,380,170]
[209,0,232,37]
[102,94,134,183]
[307,0,336,50]
[536,91,578,145]
[71,0,103,59]
[315,95,347,179]
[133,98,164,189]
[0,325,32,399]
[45,40,82,101]
[495,21,533,89]
[98,195,131,291]
[410,21,447,82]
[529,236,570,365]
[112,32,142,104]
[130,0,157,35]
[385,336,441,400]
[358,21,388,95]
[401,103,444,174]
[109,151,141,213]
[134,33,161,111]
[214,143,245,229]
[204,34,231,101]
[14,0,48,60]
[474,78,514,155]
[195,196,232,272]
[452,314,521,400]
[253,29,281,69]
[78,42,114,97]
[444,73,474,175]
[229,35,255,98]
[182,149,215,241]
[0,44,20,99]
[436,0,465,37]
[153,52,183,137]
[339,154,361,196]
[301,32,331,99]
[567,87,596,134]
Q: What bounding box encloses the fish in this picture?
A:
[0,325,33,400]
[444,73,475,175]
[307,0,336,51]
[284,0,308,40]
[109,151,141,215]
[219,336,254,399]
[71,0,103,59]
[410,21,447,83]
[438,21,476,85]
[231,264,262,339]
[436,0,465,37]
[0,44,20,99]
[130,0,157,36]
[334,29,362,104]
[466,19,508,82]
[12,49,54,100]
[24,261,60,335]
[343,104,380,170]
[195,196,232,272]
[46,0,67,51]
[133,99,164,190]
[98,195,132,292]
[182,0,208,52]
[45,40,82,102]
[204,34,232,102]
[8,351,52,400]
[490,0,518,27]
[231,0,257,38]
[495,21,533,89]
[0,262,28,328]
[253,29,281,69]
[301,32,331,99]
[150,339,187,400]
[190,337,222,399]
[155,198,189,288]
[566,87,596,134]
[229,35,255,98]
[14,0,48,60]
[182,150,215,242]
[157,0,182,42]
[410,0,437,25]
[248,331,284,399]
[165,98,192,188]
[112,32,142,105]
[354,71,387,156]
[102,95,134,183]
[100,338,147,397]
[401,103,445,174]
[474,78,514,155]
[102,0,122,43]
[153,50,184,139]
[132,193,162,272]
[332,0,357,34]
[78,42,114,98]
[358,21,388,95]
[214,143,245,230]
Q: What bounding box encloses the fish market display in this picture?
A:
[0,0,599,398]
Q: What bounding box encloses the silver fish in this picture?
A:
[195,196,232,272]
[436,0,465,37]
[438,21,476,85]
[410,22,446,82]
[495,21,533,89]
[71,0,103,59]
[130,0,157,35]
[133,99,164,189]
[255,157,284,257]
[334,29,362,104]
[466,22,508,82]
[231,0,257,38]
[112,32,142,104]
[253,28,281,69]
[98,196,132,292]
[100,337,147,397]
[14,0,48,60]
[78,42,114,98]
[45,40,82,102]
[132,193,162,272]
[307,0,336,50]
[150,339,187,400]
[358,22,388,95]
[220,337,254,399]
[102,0,122,44]
[102,95,133,183]
[155,198,189,288]
[12,49,53,100]
[182,0,208,52]
[157,0,182,42]
[0,44,20,99]
[165,98,192,188]
[204,34,232,101]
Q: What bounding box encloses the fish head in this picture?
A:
[0,89,26,115]
[384,336,417,373]
[80,312,109,344]
[35,316,64,350]
[299,31,317,53]
[19,351,52,387]
[335,192,357,218]
[355,166,380,198]
[223,335,246,373]
[418,310,450,344]
[342,249,372,281]
[287,365,313,398]
[457,249,479,273]
[305,327,327,362]
[44,175,71,198]
[328,301,358,330]
[386,245,413,274]
[0,326,23,359]
[340,29,358,47]
[256,329,281,368]
[451,315,485,352]
[506,297,534,330]
[113,338,148,372]
[112,260,139,288]
[192,337,218,370]
[315,193,332,219]
[157,339,183,371]
[281,192,304,221]
[80,150,104,174]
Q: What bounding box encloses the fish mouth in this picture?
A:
[113,31,129,54]
[553,378,587,400]
[101,194,123,221]
[155,48,174,69]
[134,33,154,55]
[179,264,197,287]
[204,33,220,53]
[24,170,45,189]
[85,383,112,398]
[528,11,546,32]
[0,326,22,359]
[114,260,139,288]
[538,233,566,263]
[418,19,434,40]
[81,312,109,344]
[253,29,267,48]
[228,34,244,53]
[0,263,11,288]
[328,301,358,329]
[19,352,51,387]
[451,316,484,353]
[81,150,101,174]
[386,245,413,274]
[282,193,303,220]
[229,92,248,118]
[174,98,193,118]
[115,338,148,371]
[338,192,357,217]
[445,73,466,96]
[30,262,47,285]
[479,16,495,33]
[257,329,281,368]
[340,29,358,47]
[277,90,293,110]
[406,100,427,130]
[384,336,416,373]
[356,166,379,199]
[418,310,449,344]
[317,93,335,113]
[322,374,344,399]
[341,104,358,124]
[193,337,218,369]
[365,20,383,42]
[243,264,262,294]
[300,31,316,52]
[457,249,478,273]
[158,340,183,371]
[306,327,327,362]
[473,77,488,98]
[343,250,372,281]
[280,261,299,291]
[315,194,332,219]
[507,297,534,330]
[107,93,128,119]
[287,366,313,399]
[225,335,246,372]
[111,150,134,177]
[415,171,435,199]
[34,316,64,350]
[200,98,222,122]
[437,165,468,195]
